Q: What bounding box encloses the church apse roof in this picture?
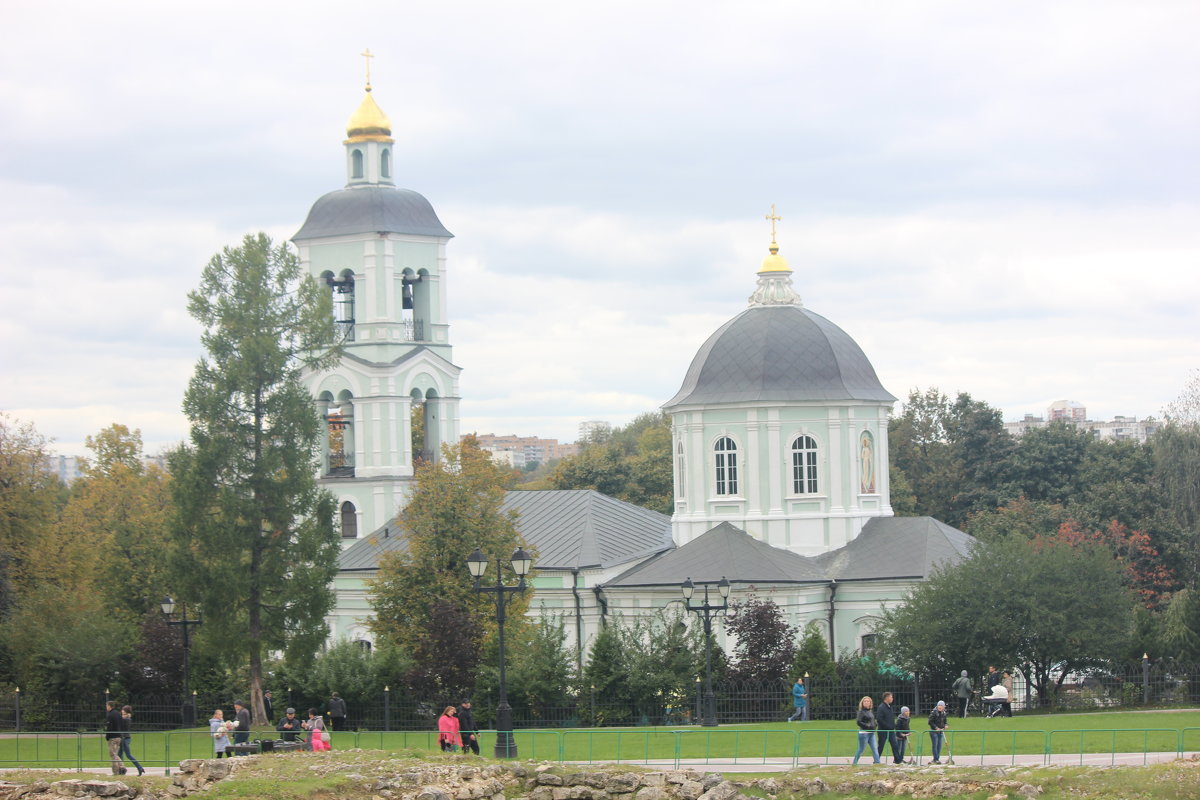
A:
[814,516,976,581]
[663,305,896,408]
[294,186,453,241]
[603,522,828,588]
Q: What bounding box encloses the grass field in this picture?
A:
[3,710,1199,770]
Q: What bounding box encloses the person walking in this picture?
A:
[457,699,479,755]
[852,696,880,765]
[952,670,972,718]
[876,692,897,763]
[1002,670,1014,717]
[105,700,126,775]
[787,676,809,721]
[927,700,949,764]
[893,706,912,764]
[209,709,231,759]
[118,705,145,776]
[437,705,462,753]
[328,693,347,732]
[263,691,274,725]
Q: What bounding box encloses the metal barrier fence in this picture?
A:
[4,663,1198,731]
[0,726,1197,772]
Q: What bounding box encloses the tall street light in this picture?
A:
[466,546,533,758]
[682,576,730,728]
[161,597,203,727]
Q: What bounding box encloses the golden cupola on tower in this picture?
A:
[346,89,393,142]
[758,203,791,273]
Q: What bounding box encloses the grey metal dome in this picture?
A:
[663,305,896,408]
[294,186,453,241]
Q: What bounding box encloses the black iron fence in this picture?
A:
[3,662,1196,732]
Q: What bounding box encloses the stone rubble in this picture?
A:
[0,758,1051,800]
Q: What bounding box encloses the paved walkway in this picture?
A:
[579,751,1198,772]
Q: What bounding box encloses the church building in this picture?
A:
[299,78,974,658]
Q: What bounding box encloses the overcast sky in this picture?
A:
[2,0,1198,455]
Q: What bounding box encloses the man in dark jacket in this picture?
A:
[457,700,479,755]
[328,693,347,731]
[233,701,251,752]
[263,691,274,725]
[277,708,301,742]
[876,692,897,763]
[105,701,126,775]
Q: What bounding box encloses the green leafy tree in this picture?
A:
[1010,421,1094,506]
[965,497,1069,543]
[169,232,342,726]
[367,437,529,700]
[474,614,576,724]
[877,535,1132,706]
[888,388,1015,527]
[549,412,673,513]
[791,621,837,681]
[1152,422,1200,589]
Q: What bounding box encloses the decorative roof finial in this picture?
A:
[361,47,375,92]
[764,203,782,247]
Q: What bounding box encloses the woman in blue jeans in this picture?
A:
[927,700,949,764]
[118,705,145,776]
[852,696,880,764]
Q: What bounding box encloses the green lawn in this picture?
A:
[3,711,1199,770]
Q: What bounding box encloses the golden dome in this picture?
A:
[346,90,393,143]
[759,242,791,273]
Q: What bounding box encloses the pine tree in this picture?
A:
[169,232,342,725]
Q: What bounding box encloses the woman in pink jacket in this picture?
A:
[437,706,461,752]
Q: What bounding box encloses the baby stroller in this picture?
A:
[983,697,1006,718]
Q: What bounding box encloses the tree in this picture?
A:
[169,232,342,725]
[791,621,837,681]
[965,497,1069,543]
[1152,422,1200,589]
[474,614,576,725]
[367,437,529,700]
[1010,421,1094,506]
[54,424,173,620]
[549,412,673,513]
[724,595,798,682]
[0,413,62,610]
[877,535,1132,706]
[888,388,1016,527]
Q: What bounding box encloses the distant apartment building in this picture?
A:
[469,433,580,469]
[45,453,169,484]
[577,420,611,443]
[1004,401,1159,444]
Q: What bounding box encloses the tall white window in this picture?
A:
[675,440,686,499]
[714,436,738,496]
[791,435,819,494]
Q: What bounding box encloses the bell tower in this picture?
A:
[295,55,462,544]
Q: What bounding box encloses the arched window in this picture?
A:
[675,440,686,499]
[791,435,819,494]
[351,149,364,179]
[340,501,358,539]
[381,148,391,178]
[714,436,738,496]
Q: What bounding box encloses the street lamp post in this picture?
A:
[466,547,533,758]
[161,596,203,727]
[681,576,730,728]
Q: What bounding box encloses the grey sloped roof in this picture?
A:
[500,490,673,570]
[338,520,408,571]
[294,186,453,241]
[664,305,896,408]
[337,489,672,573]
[604,522,827,588]
[814,516,976,581]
